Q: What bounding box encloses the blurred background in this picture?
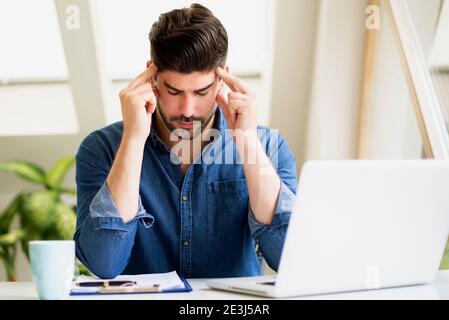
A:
[1,0,448,281]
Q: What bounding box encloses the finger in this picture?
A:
[128,87,156,112]
[133,82,153,94]
[146,101,157,114]
[216,91,235,128]
[128,63,158,90]
[215,90,229,110]
[228,91,248,101]
[228,99,242,112]
[131,83,156,104]
[217,90,237,119]
[144,95,157,114]
[132,82,159,105]
[135,90,156,106]
[216,67,248,94]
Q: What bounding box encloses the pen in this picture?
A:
[77,280,137,287]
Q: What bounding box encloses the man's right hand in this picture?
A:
[119,63,158,142]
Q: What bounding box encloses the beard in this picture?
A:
[156,97,217,140]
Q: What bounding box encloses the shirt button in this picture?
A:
[183,240,189,247]
[182,195,188,201]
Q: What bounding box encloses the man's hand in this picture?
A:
[107,63,158,223]
[215,67,257,133]
[216,67,280,225]
[119,63,158,143]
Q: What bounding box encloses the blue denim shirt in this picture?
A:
[75,108,297,279]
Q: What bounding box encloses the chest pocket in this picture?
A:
[206,179,249,238]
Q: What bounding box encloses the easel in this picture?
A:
[357,0,449,159]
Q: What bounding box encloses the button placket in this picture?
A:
[179,168,193,277]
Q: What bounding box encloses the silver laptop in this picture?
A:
[207,160,449,298]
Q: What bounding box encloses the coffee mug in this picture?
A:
[29,240,75,300]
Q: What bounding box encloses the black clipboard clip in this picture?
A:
[76,280,137,288]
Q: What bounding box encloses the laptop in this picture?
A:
[207,160,449,298]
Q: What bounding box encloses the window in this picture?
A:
[0,0,78,136]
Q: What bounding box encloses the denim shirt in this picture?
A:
[75,108,297,279]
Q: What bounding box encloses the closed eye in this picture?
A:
[196,91,208,96]
[168,90,181,96]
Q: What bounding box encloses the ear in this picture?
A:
[146,60,157,87]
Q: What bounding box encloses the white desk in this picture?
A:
[1,270,448,300]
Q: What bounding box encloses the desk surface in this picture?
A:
[1,271,449,300]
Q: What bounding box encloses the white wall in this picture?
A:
[0,84,78,136]
[305,0,368,161]
[94,0,268,79]
[269,0,321,171]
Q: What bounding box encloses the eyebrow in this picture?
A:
[163,80,215,93]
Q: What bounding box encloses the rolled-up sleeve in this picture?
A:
[90,182,154,231]
[248,181,295,237]
[248,131,297,271]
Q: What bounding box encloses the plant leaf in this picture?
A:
[0,194,22,233]
[20,191,57,233]
[75,260,91,276]
[52,202,76,240]
[0,229,25,246]
[45,156,75,190]
[0,161,46,185]
[59,188,76,196]
[20,228,43,261]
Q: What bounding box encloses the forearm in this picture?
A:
[106,134,145,223]
[75,213,138,279]
[236,131,281,225]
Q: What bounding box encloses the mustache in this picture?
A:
[169,115,204,122]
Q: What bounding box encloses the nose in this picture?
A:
[179,93,195,118]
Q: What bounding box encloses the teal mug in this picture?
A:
[29,240,75,300]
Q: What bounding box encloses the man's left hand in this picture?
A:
[215,67,257,134]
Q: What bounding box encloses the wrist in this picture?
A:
[122,131,148,146]
[122,132,148,148]
[233,127,258,147]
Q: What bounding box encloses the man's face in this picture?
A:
[154,70,221,140]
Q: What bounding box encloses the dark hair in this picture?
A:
[149,3,228,73]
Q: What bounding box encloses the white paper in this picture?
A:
[72,270,185,293]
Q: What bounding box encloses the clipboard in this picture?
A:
[70,274,192,296]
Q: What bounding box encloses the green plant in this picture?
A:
[0,156,89,281]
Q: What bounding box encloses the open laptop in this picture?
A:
[207,160,449,298]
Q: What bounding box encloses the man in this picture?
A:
[75,3,297,279]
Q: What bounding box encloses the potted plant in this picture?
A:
[0,156,89,281]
